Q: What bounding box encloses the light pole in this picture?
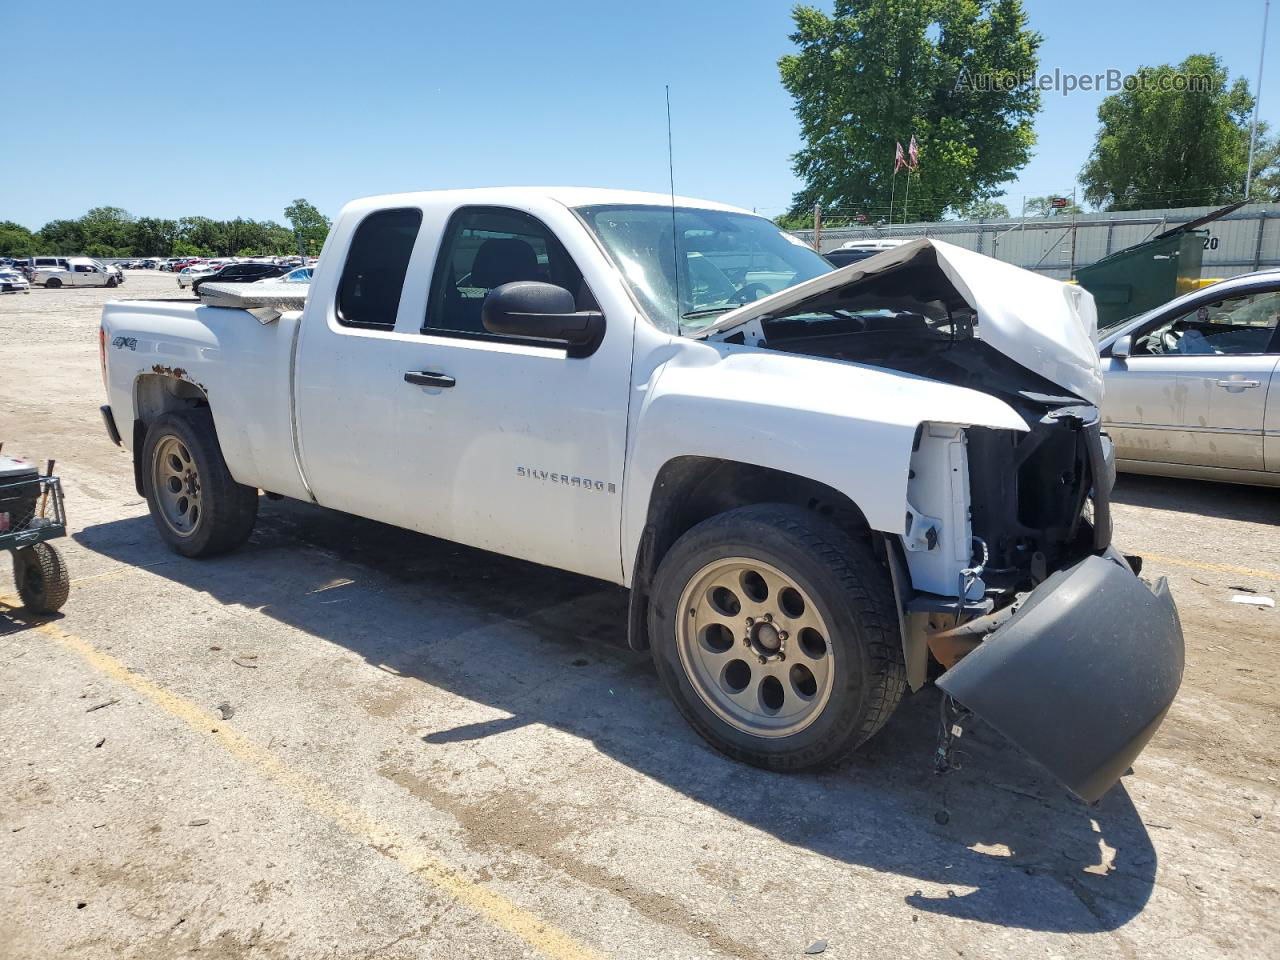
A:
[1246,0,1271,199]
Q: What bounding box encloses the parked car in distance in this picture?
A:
[823,248,876,268]
[822,239,917,268]
[260,266,312,284]
[98,186,1185,805]
[33,257,119,288]
[176,265,217,289]
[1098,269,1280,487]
[0,268,31,294]
[190,261,289,296]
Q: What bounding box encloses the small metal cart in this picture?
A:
[1,453,70,614]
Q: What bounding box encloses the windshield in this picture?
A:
[576,204,832,335]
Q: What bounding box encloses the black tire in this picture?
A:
[45,278,61,289]
[106,276,118,288]
[141,410,258,557]
[14,543,71,614]
[648,504,906,772]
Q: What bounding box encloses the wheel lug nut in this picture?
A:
[745,616,754,626]
[758,655,767,664]
[778,652,786,661]
[762,613,773,623]
[778,631,789,641]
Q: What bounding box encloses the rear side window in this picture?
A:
[337,207,423,330]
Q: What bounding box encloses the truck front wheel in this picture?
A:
[141,411,258,558]
[649,504,905,771]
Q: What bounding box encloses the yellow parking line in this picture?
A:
[1139,552,1280,584]
[31,618,602,960]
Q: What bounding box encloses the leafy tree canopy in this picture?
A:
[1022,194,1082,216]
[950,198,1010,220]
[779,0,1042,222]
[1080,54,1271,210]
[285,198,332,256]
[0,205,329,258]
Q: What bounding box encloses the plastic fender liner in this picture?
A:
[937,551,1184,803]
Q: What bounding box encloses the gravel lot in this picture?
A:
[1,271,1277,959]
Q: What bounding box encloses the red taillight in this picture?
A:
[99,327,107,389]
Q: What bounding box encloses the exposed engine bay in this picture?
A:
[720,250,1114,597]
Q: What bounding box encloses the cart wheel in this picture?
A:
[14,543,71,614]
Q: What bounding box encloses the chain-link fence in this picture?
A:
[790,202,1280,281]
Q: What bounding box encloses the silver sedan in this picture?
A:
[1098,270,1280,487]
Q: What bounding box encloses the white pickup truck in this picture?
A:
[99,187,1183,801]
[36,257,122,289]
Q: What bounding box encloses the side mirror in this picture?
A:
[482,281,604,357]
[1112,334,1132,360]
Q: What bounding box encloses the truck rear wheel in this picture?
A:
[648,504,905,771]
[45,278,61,289]
[141,411,258,558]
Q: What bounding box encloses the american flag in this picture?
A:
[894,142,907,173]
[907,135,920,170]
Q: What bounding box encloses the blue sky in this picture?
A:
[2,0,1274,228]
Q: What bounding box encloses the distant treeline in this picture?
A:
[0,200,331,259]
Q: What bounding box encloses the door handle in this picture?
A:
[1215,379,1261,390]
[404,370,455,388]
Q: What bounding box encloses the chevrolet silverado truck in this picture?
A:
[98,188,1184,801]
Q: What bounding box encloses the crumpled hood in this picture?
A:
[696,238,1102,405]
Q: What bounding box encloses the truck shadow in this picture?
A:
[73,500,1159,935]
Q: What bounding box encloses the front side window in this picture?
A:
[576,204,832,335]
[337,207,423,330]
[425,207,586,336]
[1133,288,1280,356]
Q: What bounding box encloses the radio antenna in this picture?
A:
[666,85,681,328]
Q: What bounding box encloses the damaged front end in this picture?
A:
[935,549,1183,802]
[702,238,1184,802]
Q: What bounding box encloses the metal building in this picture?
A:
[792,202,1280,282]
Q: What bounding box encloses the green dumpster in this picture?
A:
[1076,230,1205,330]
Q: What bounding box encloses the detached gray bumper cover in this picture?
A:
[937,552,1184,803]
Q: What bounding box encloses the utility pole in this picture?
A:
[813,203,823,252]
[1069,187,1078,279]
[1246,0,1271,199]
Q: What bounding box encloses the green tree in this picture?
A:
[80,206,135,251]
[1023,194,1082,217]
[0,221,37,257]
[37,218,88,254]
[951,198,1010,220]
[1080,54,1262,210]
[178,217,226,255]
[284,198,331,256]
[130,217,180,256]
[779,0,1041,222]
[1247,134,1280,201]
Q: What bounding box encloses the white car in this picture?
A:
[0,268,30,294]
[1098,270,1280,486]
[98,186,1184,804]
[176,265,217,289]
[33,257,119,288]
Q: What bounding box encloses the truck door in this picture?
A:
[294,202,634,583]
